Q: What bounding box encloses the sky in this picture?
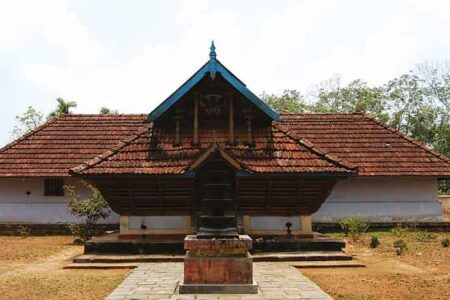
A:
[1,0,450,146]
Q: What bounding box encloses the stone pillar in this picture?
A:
[301,215,313,236]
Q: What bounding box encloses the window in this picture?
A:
[44,178,64,196]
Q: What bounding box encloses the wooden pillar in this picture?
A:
[228,93,234,144]
[193,93,199,145]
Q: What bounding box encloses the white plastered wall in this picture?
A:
[313,177,443,222]
[0,178,119,224]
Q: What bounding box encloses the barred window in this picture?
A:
[44,178,64,196]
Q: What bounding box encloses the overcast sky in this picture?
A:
[1,0,450,146]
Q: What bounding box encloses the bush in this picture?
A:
[393,239,407,255]
[391,223,410,237]
[65,181,111,242]
[17,225,30,238]
[369,236,380,248]
[66,223,103,242]
[415,231,437,242]
[441,238,449,248]
[339,216,369,242]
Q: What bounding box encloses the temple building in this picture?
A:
[0,43,449,238]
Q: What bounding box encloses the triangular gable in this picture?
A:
[188,144,242,171]
[147,41,281,122]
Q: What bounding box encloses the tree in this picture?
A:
[99,106,119,114]
[65,181,111,242]
[310,75,389,122]
[384,67,450,156]
[48,97,77,119]
[261,89,309,113]
[10,106,44,139]
[415,61,450,112]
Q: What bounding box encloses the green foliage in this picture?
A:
[64,181,111,241]
[99,107,119,114]
[415,231,437,242]
[393,239,407,255]
[310,76,389,122]
[17,225,30,238]
[384,63,450,158]
[339,216,369,241]
[391,223,411,238]
[48,97,77,119]
[369,236,380,248]
[66,223,101,242]
[441,238,449,247]
[10,106,44,139]
[261,89,309,113]
[262,61,450,161]
[438,179,450,195]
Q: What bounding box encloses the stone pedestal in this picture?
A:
[179,235,258,294]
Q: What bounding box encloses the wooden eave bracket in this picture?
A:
[187,143,243,171]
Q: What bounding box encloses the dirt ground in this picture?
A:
[0,236,129,300]
[301,231,450,300]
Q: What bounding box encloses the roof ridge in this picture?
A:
[63,113,147,116]
[0,116,61,153]
[273,121,357,172]
[280,112,364,116]
[70,126,152,174]
[362,114,450,165]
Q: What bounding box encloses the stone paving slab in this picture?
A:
[107,262,332,300]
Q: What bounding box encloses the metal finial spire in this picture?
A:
[209,40,216,59]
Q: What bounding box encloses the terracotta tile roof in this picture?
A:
[2,113,449,177]
[0,114,147,177]
[71,122,354,175]
[281,113,450,176]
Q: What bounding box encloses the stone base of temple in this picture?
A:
[179,282,259,294]
[180,235,258,294]
[84,233,345,254]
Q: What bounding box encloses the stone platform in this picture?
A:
[180,235,257,294]
[84,233,344,254]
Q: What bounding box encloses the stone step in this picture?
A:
[73,251,351,264]
[252,251,353,262]
[64,262,140,269]
[73,254,184,263]
[289,260,364,268]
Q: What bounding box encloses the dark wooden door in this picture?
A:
[195,154,238,237]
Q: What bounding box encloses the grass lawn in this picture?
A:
[0,236,129,300]
[301,230,450,300]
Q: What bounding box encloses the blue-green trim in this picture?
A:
[147,57,281,122]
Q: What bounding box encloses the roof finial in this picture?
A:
[209,40,216,59]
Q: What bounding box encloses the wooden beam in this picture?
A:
[228,93,234,144]
[193,93,199,145]
[173,105,182,146]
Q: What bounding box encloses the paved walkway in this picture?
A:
[107,262,332,300]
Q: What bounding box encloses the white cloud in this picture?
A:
[2,0,450,146]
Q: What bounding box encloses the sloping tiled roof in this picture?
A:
[71,122,354,175]
[1,113,449,177]
[0,114,147,177]
[282,113,450,176]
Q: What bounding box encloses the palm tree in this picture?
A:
[48,98,77,119]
